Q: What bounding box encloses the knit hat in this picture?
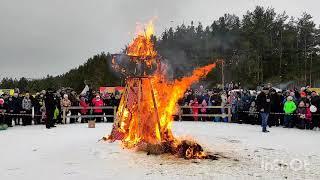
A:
[300,91,306,97]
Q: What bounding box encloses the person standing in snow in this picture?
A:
[60,94,71,123]
[21,93,33,126]
[269,89,281,127]
[256,87,271,133]
[45,89,56,129]
[200,99,207,121]
[305,102,313,130]
[189,98,199,121]
[248,101,258,125]
[92,95,104,122]
[0,98,6,126]
[11,93,22,125]
[310,91,320,131]
[79,96,89,123]
[296,101,307,129]
[283,96,297,128]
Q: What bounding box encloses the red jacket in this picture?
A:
[191,101,199,114]
[92,98,103,113]
[306,107,312,122]
[80,101,89,114]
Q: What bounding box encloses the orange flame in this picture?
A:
[107,20,216,159]
[109,63,216,149]
[126,20,157,67]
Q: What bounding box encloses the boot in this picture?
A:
[262,126,270,133]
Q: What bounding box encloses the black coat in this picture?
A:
[270,93,281,113]
[11,97,21,113]
[256,92,271,113]
[33,96,41,112]
[311,96,320,108]
[44,92,56,113]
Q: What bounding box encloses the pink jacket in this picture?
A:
[200,101,207,113]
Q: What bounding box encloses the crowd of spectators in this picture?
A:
[179,83,320,131]
[0,88,120,129]
[1,82,320,131]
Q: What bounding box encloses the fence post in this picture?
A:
[32,107,35,119]
[113,106,117,121]
[227,106,232,122]
[62,107,66,124]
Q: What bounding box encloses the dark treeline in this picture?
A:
[1,6,320,92]
[1,53,120,92]
[157,6,320,88]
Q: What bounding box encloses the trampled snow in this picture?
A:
[1,122,320,179]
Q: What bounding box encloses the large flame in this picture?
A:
[126,20,157,67]
[107,21,216,159]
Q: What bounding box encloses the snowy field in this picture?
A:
[1,122,320,180]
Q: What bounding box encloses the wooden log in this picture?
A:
[149,78,162,140]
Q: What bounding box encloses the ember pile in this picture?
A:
[105,20,217,160]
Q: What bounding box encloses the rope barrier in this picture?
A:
[238,110,320,116]
[2,106,319,119]
[0,112,42,117]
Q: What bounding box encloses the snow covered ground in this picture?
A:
[1,122,320,180]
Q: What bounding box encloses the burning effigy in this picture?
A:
[104,20,216,160]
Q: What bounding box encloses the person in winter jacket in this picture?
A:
[60,94,72,123]
[69,91,79,123]
[239,91,251,124]
[39,94,46,123]
[2,97,12,127]
[22,93,33,126]
[211,92,222,122]
[220,92,228,122]
[229,92,239,122]
[256,88,271,133]
[310,91,320,130]
[248,101,258,125]
[0,98,8,130]
[269,89,281,127]
[0,98,6,125]
[11,93,22,125]
[45,89,56,129]
[60,94,71,109]
[92,95,104,122]
[182,102,192,121]
[305,102,313,130]
[33,93,42,124]
[189,98,199,121]
[200,99,207,121]
[54,93,63,124]
[283,96,297,128]
[53,106,60,123]
[80,96,89,123]
[296,101,307,129]
[103,93,115,122]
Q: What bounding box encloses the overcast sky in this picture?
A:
[0,0,319,79]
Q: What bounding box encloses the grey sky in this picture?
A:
[0,0,319,79]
